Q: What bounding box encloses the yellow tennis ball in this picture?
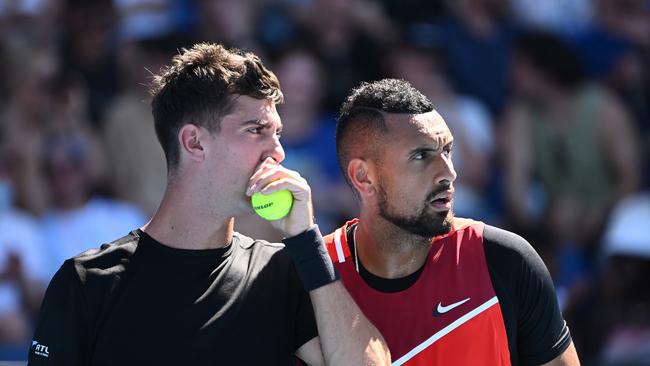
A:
[251,189,294,221]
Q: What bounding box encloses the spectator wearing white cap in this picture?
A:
[564,192,650,364]
[598,192,650,365]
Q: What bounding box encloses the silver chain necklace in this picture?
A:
[353,225,360,273]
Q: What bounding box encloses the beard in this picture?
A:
[377,181,454,238]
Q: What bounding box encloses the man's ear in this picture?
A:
[178,124,205,162]
[348,158,377,199]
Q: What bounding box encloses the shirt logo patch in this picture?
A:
[31,340,50,358]
[433,297,470,317]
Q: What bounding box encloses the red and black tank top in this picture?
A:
[324,218,511,365]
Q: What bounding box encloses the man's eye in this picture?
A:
[248,127,264,134]
[413,152,428,160]
[443,145,453,156]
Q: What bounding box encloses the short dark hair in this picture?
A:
[514,31,584,90]
[336,78,434,196]
[150,43,283,171]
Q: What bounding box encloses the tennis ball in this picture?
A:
[251,189,294,221]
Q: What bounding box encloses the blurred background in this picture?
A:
[0,0,648,364]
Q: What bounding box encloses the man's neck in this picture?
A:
[142,185,234,250]
[354,212,432,279]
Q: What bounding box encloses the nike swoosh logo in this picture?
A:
[433,297,471,317]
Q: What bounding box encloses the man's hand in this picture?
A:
[247,157,314,237]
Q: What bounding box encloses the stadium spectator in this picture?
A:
[502,31,641,292]
[0,138,48,358]
[39,129,146,278]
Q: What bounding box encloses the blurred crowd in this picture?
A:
[0,0,649,363]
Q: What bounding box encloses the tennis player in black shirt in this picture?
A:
[28,43,390,366]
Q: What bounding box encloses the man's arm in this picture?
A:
[501,104,534,225]
[6,252,47,316]
[598,91,641,201]
[543,342,580,366]
[282,228,390,365]
[295,337,325,365]
[248,159,391,365]
[293,281,392,366]
[483,225,580,365]
[308,281,391,365]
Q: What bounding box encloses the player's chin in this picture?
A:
[434,211,454,235]
[415,211,453,238]
[428,206,454,225]
[442,209,454,224]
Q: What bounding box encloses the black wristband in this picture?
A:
[282,225,340,292]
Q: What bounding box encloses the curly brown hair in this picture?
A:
[150,43,283,171]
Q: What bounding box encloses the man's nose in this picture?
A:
[262,135,285,164]
[435,154,457,186]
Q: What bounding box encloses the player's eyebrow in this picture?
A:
[407,146,436,157]
[241,119,268,127]
[407,139,453,156]
[241,119,283,132]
